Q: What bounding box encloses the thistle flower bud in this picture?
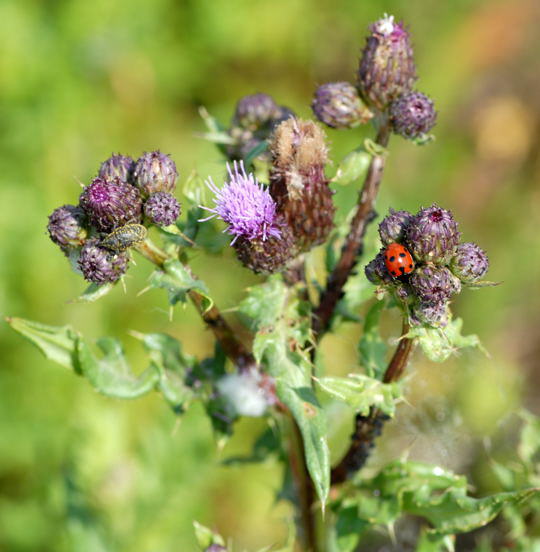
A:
[411,300,449,328]
[410,265,459,305]
[133,151,178,196]
[405,204,460,264]
[77,238,129,284]
[357,14,417,110]
[365,251,393,285]
[390,91,437,140]
[79,177,143,233]
[98,153,135,183]
[378,208,413,246]
[47,204,87,252]
[233,93,280,130]
[311,82,373,129]
[450,242,489,284]
[144,192,181,226]
[269,118,334,251]
[205,546,227,552]
[233,223,296,274]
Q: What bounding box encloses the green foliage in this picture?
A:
[357,299,388,378]
[239,277,330,508]
[331,460,539,551]
[406,317,485,362]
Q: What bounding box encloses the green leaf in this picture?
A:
[330,502,369,552]
[73,282,116,303]
[405,318,485,362]
[150,258,213,310]
[358,300,388,378]
[77,338,158,399]
[332,149,371,186]
[193,520,226,550]
[222,425,281,465]
[243,140,268,167]
[316,374,400,416]
[416,530,454,552]
[7,317,81,372]
[133,332,197,410]
[241,278,330,508]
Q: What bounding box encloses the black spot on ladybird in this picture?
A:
[399,266,405,274]
[399,252,406,258]
[389,255,395,262]
[391,270,397,276]
[409,264,413,269]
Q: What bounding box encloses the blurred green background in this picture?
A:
[1,0,540,549]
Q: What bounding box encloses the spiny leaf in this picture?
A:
[77,338,158,399]
[405,318,485,362]
[72,282,115,303]
[193,520,226,550]
[316,374,400,416]
[150,258,213,310]
[7,317,81,372]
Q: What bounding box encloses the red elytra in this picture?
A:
[384,243,415,278]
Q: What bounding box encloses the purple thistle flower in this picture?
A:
[144,191,181,226]
[47,204,87,252]
[450,242,489,284]
[411,300,449,328]
[79,177,143,233]
[78,238,129,284]
[378,208,413,246]
[200,161,281,244]
[390,91,437,140]
[98,153,135,183]
[409,265,460,305]
[133,151,178,196]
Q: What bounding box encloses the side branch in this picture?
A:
[313,124,391,337]
[135,240,256,370]
[331,321,414,485]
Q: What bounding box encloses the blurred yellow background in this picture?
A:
[1,0,540,549]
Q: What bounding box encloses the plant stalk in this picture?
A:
[313,123,391,338]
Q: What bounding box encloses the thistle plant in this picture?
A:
[9,13,538,552]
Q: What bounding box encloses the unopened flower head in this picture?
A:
[133,151,178,196]
[411,300,449,328]
[79,177,143,233]
[450,242,489,284]
[365,250,393,285]
[98,153,135,183]
[357,14,417,110]
[378,208,413,245]
[47,204,87,252]
[406,204,460,264]
[233,93,280,130]
[201,161,281,244]
[410,265,460,305]
[311,82,373,129]
[77,238,129,284]
[144,191,181,226]
[390,91,437,140]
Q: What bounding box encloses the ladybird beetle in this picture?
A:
[100,223,147,252]
[384,242,415,278]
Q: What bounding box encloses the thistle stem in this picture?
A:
[313,123,391,338]
[135,240,256,370]
[331,320,414,485]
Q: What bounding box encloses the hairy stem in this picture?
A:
[135,240,256,370]
[313,123,391,338]
[331,320,414,485]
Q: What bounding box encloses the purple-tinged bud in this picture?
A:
[410,265,459,305]
[79,177,143,233]
[77,238,129,284]
[233,222,296,274]
[133,151,178,196]
[365,251,393,285]
[233,93,280,130]
[357,15,417,110]
[311,82,373,129]
[47,205,87,252]
[269,118,334,251]
[390,91,437,140]
[204,546,227,552]
[450,242,489,284]
[378,208,413,246]
[98,153,135,183]
[405,204,461,264]
[144,192,181,226]
[201,161,283,244]
[411,300,449,328]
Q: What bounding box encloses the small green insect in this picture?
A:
[100,223,147,252]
